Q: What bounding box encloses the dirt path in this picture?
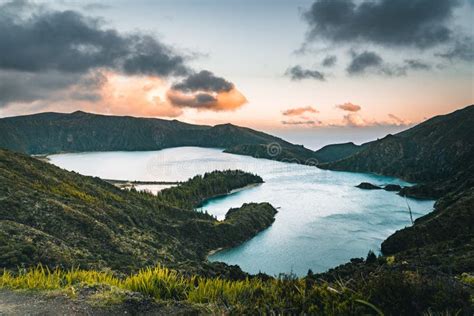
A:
[0,289,200,315]
[0,289,98,315]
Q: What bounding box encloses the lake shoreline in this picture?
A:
[46,147,435,276]
[196,182,263,209]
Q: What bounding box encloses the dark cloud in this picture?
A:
[303,0,459,49]
[81,3,111,11]
[166,86,247,112]
[285,65,326,81]
[171,70,234,93]
[0,1,189,77]
[68,91,102,102]
[347,51,383,75]
[195,93,217,104]
[322,55,337,67]
[437,37,474,62]
[347,51,409,76]
[404,59,431,70]
[0,1,245,113]
[0,70,104,107]
[167,92,217,109]
[167,70,242,112]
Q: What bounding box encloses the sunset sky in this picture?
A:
[0,0,473,148]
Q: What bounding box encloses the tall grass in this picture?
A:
[0,265,119,290]
[0,265,372,314]
[123,266,189,300]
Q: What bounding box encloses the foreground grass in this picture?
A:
[2,265,471,314]
[1,265,377,315]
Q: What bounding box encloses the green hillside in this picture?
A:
[314,105,474,307]
[313,142,368,163]
[0,149,276,275]
[319,105,474,183]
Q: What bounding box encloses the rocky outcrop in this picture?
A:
[356,182,382,190]
[383,184,402,191]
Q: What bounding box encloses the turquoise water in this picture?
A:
[48,147,434,276]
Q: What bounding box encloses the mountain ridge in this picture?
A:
[319,104,474,184]
[0,111,318,166]
[315,105,474,283]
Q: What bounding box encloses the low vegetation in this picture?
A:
[1,263,470,315]
[157,170,263,209]
[0,149,275,275]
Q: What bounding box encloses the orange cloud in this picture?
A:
[282,119,322,126]
[23,70,247,118]
[387,113,411,126]
[336,102,361,112]
[342,113,367,126]
[282,106,319,116]
[166,87,247,112]
[85,72,183,117]
[339,112,413,127]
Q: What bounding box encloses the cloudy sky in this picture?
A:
[0,0,473,147]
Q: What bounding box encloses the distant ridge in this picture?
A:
[1,105,472,178]
[312,141,368,164]
[318,104,474,184]
[314,105,474,275]
[0,111,316,163]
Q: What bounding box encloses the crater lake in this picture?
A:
[48,147,434,276]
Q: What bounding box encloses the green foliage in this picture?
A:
[0,265,374,315]
[2,265,470,315]
[382,186,474,274]
[224,143,316,165]
[459,272,474,285]
[157,170,263,209]
[366,250,377,264]
[314,142,364,164]
[123,266,189,300]
[0,149,276,273]
[361,270,470,315]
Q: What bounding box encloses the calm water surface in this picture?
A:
[49,147,434,276]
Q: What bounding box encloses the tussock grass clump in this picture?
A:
[2,265,469,314]
[123,266,189,300]
[0,265,367,314]
[0,265,119,290]
[1,265,62,290]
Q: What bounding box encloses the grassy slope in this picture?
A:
[381,187,474,273]
[0,149,276,275]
